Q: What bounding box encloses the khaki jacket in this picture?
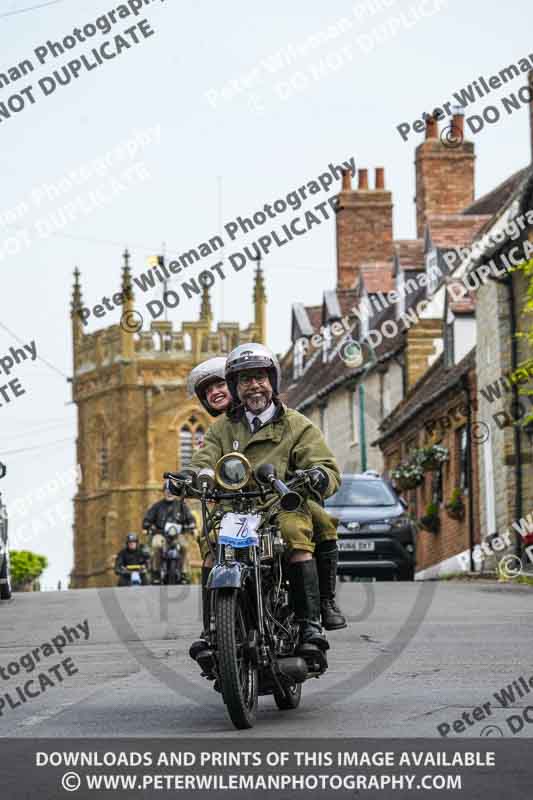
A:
[191,400,340,498]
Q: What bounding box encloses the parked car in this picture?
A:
[0,462,11,600]
[325,472,416,581]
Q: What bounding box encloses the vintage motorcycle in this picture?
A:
[161,521,185,585]
[120,563,148,587]
[165,454,328,730]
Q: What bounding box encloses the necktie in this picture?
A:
[251,416,261,433]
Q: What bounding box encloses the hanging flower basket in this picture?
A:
[416,445,449,472]
[391,462,424,491]
[419,503,440,533]
[445,488,465,521]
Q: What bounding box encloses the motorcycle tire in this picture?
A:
[216,590,258,730]
[0,556,12,600]
[273,681,302,711]
[167,560,180,585]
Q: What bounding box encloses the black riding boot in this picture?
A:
[316,540,347,630]
[288,559,329,652]
[189,566,211,661]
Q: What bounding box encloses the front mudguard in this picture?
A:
[207,561,250,590]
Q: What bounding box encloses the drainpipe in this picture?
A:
[460,374,475,572]
[359,383,367,471]
[505,275,523,559]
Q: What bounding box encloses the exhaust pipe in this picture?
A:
[278,657,308,683]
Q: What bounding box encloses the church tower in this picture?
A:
[70,252,266,587]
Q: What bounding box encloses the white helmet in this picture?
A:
[225,342,280,402]
[187,356,227,415]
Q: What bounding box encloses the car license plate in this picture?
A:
[219,513,261,548]
[338,539,375,552]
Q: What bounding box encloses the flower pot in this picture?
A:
[446,505,465,522]
[420,515,440,534]
[421,457,442,472]
[396,475,423,490]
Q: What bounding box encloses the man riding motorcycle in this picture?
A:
[182,343,342,663]
[142,485,196,584]
[187,355,346,634]
[114,533,150,586]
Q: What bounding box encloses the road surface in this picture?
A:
[1,579,532,737]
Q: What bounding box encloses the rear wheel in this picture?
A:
[273,681,302,710]
[216,590,258,729]
[0,556,12,600]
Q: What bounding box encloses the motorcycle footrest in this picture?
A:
[296,643,328,673]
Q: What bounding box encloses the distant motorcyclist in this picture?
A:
[114,533,149,586]
[184,343,342,662]
[187,355,346,638]
[143,484,196,584]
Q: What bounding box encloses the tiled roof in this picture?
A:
[463,167,529,216]
[427,214,491,249]
[394,239,425,270]
[375,348,476,443]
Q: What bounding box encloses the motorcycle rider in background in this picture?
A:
[183,345,344,664]
[143,484,196,584]
[114,533,150,586]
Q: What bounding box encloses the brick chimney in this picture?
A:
[335,166,393,290]
[415,112,475,238]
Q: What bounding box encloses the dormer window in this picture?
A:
[396,270,406,317]
[293,338,305,379]
[426,249,440,296]
[360,296,369,339]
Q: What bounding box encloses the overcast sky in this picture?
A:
[1,0,532,587]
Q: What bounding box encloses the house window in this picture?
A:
[397,271,406,317]
[426,249,440,296]
[432,466,443,505]
[458,426,469,492]
[293,338,305,379]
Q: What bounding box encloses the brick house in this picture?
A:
[281,111,483,477]
[375,290,481,578]
[449,170,533,566]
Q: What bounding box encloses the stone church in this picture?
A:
[70,251,267,588]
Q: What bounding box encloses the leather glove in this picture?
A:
[305,467,329,496]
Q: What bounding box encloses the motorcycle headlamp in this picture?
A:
[215,453,252,490]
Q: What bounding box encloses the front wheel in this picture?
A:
[216,590,258,729]
[167,560,181,585]
[273,681,302,710]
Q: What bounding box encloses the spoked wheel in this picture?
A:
[216,590,258,729]
[273,681,302,710]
